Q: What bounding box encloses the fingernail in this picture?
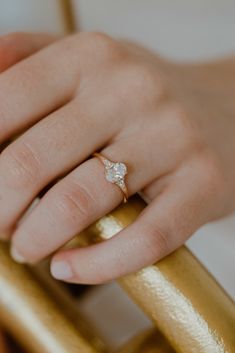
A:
[11,247,26,263]
[51,261,73,280]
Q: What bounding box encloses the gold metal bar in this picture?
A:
[120,248,235,353]
[118,328,176,353]
[74,195,235,353]
[0,242,99,353]
[59,0,77,33]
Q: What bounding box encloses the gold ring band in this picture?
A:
[93,152,128,203]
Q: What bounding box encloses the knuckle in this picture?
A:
[83,31,113,48]
[81,31,112,44]
[121,63,165,108]
[78,31,124,62]
[198,152,225,194]
[55,182,96,227]
[164,103,197,153]
[171,104,194,137]
[128,64,154,92]
[2,141,41,189]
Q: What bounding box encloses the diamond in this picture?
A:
[103,159,113,168]
[93,152,128,202]
[105,162,127,184]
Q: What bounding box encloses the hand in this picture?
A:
[0,32,234,284]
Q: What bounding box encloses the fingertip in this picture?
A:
[10,246,27,264]
[50,258,74,281]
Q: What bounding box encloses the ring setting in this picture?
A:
[93,153,128,202]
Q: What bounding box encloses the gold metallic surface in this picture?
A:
[0,242,99,353]
[118,328,176,353]
[73,195,235,353]
[0,198,234,352]
[120,253,235,353]
[59,0,77,33]
[92,152,129,203]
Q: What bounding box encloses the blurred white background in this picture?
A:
[0,2,234,345]
[75,0,235,60]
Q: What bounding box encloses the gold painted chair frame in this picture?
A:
[0,195,234,353]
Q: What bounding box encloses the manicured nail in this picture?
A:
[10,247,26,263]
[51,261,73,280]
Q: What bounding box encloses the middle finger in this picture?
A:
[0,97,119,234]
[10,128,173,263]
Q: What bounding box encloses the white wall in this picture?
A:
[0,0,66,34]
[75,0,235,60]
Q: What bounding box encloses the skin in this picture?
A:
[0,32,234,284]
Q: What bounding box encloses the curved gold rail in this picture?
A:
[0,242,102,353]
[118,328,176,353]
[59,0,77,33]
[72,195,235,353]
[0,195,234,352]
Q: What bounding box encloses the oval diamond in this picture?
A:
[105,162,127,183]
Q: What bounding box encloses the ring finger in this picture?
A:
[0,95,121,235]
[10,129,172,263]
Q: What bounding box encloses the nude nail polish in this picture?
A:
[11,247,26,263]
[51,261,73,280]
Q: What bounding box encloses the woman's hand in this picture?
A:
[0,32,234,284]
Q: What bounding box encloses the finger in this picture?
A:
[49,158,218,284]
[0,32,60,72]
[1,101,187,236]
[10,129,172,263]
[0,35,78,143]
[0,96,119,234]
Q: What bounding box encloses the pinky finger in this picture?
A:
[0,32,60,72]
[50,162,216,284]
